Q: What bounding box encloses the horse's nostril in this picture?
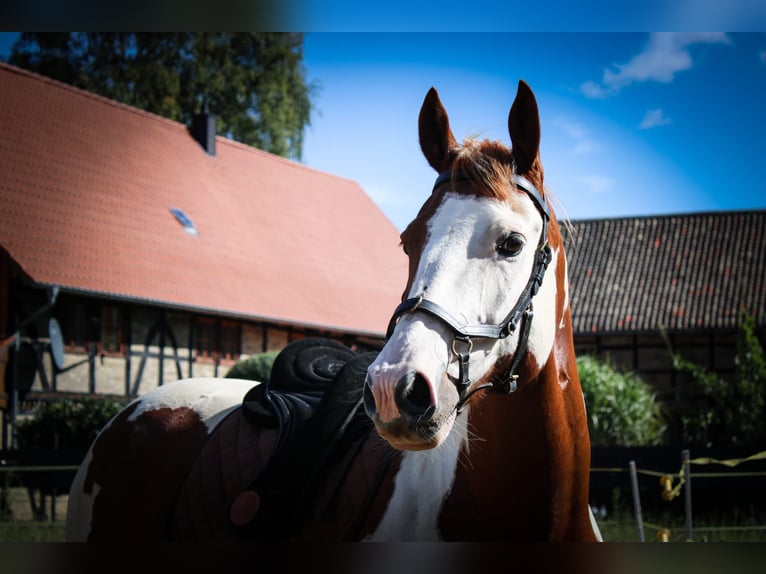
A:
[395,371,435,420]
[363,377,377,417]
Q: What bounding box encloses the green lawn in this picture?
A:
[598,508,766,543]
[0,521,66,542]
[2,514,765,543]
[1,485,764,542]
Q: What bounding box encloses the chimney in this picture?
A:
[191,109,217,156]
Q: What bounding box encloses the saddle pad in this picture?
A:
[171,338,402,541]
[170,406,278,541]
[170,406,400,541]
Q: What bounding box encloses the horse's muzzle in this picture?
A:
[364,371,448,450]
[363,371,435,421]
[394,371,436,420]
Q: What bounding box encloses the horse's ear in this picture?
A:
[419,87,458,173]
[508,80,541,174]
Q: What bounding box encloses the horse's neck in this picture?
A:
[439,319,593,540]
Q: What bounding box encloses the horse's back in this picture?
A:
[66,377,255,541]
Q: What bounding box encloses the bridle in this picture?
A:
[384,169,553,413]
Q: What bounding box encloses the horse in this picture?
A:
[65,80,602,542]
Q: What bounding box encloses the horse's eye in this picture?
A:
[497,233,525,257]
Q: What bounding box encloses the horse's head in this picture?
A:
[364,81,565,451]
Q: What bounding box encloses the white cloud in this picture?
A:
[553,117,598,155]
[639,108,672,129]
[579,80,608,100]
[581,33,730,98]
[577,175,616,195]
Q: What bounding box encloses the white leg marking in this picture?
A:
[589,505,604,541]
[365,410,469,541]
[65,448,98,541]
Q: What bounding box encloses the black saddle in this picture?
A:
[234,337,382,540]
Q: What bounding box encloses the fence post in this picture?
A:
[682,449,693,541]
[629,460,645,542]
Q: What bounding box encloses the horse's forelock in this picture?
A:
[451,138,564,249]
[401,136,560,293]
[450,138,515,201]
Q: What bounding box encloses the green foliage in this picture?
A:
[16,397,124,451]
[9,33,316,159]
[225,350,279,382]
[577,355,667,446]
[670,311,766,448]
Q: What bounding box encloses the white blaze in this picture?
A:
[369,191,559,408]
[365,190,560,539]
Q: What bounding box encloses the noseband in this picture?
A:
[385,169,552,412]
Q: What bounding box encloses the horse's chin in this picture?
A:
[373,408,457,452]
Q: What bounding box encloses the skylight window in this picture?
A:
[169,207,198,236]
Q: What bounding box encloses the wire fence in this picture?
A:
[590,449,766,542]
[2,450,766,542]
[1,463,77,522]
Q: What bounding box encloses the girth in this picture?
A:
[385,169,553,411]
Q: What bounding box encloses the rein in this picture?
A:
[385,169,553,412]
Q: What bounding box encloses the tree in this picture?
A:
[9,33,315,159]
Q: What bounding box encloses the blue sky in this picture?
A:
[2,32,765,230]
[300,33,766,230]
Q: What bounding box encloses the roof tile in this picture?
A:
[0,63,407,337]
[563,211,766,334]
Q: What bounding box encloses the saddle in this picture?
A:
[171,338,399,541]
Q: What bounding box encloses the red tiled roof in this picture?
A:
[0,63,407,337]
[563,211,766,335]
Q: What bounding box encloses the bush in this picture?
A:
[225,350,279,382]
[577,355,667,446]
[16,397,124,451]
[669,311,766,448]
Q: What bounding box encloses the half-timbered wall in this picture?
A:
[9,291,383,403]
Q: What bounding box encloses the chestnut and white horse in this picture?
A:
[66,80,601,542]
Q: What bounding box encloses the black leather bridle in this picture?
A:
[384,169,553,412]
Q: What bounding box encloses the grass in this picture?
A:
[597,508,766,543]
[1,486,764,542]
[2,513,765,542]
[0,521,66,542]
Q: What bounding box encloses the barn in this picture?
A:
[0,62,407,448]
[564,211,766,440]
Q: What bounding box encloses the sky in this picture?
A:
[299,33,766,230]
[2,32,765,231]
